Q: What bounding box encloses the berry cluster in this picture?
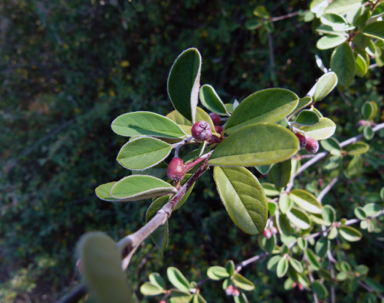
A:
[295,133,319,154]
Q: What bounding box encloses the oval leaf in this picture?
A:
[287,207,312,230]
[314,72,338,102]
[170,289,193,303]
[149,273,166,290]
[330,42,356,87]
[304,248,320,270]
[96,182,125,202]
[290,189,322,214]
[167,267,190,292]
[346,141,370,156]
[339,226,362,242]
[279,194,293,214]
[363,203,382,217]
[315,237,329,258]
[289,258,304,273]
[267,256,281,270]
[213,166,268,234]
[312,281,329,299]
[140,282,164,296]
[277,258,289,278]
[224,88,299,134]
[199,85,228,115]
[117,137,173,170]
[317,35,347,50]
[207,266,229,280]
[209,123,299,167]
[233,273,255,291]
[293,110,320,126]
[111,175,177,200]
[269,160,292,188]
[322,205,336,223]
[299,117,336,140]
[167,48,202,122]
[78,232,132,303]
[362,21,384,41]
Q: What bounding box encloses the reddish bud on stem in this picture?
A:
[270,227,278,234]
[214,126,223,134]
[263,229,272,239]
[167,157,186,181]
[209,113,221,125]
[358,120,366,126]
[232,288,240,297]
[191,121,212,141]
[295,133,307,148]
[305,137,319,153]
[225,285,234,296]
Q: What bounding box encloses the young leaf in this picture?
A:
[269,160,292,188]
[293,110,320,126]
[286,207,312,230]
[224,88,299,134]
[304,248,321,270]
[355,53,368,77]
[314,72,338,102]
[111,175,177,200]
[167,267,191,292]
[213,166,268,235]
[339,226,362,242]
[146,196,170,255]
[167,48,202,123]
[255,164,272,175]
[226,260,235,276]
[299,117,336,140]
[253,5,270,19]
[362,21,384,41]
[207,266,229,280]
[117,137,173,170]
[78,232,133,303]
[140,282,164,296]
[330,42,356,87]
[362,101,378,120]
[233,273,255,291]
[346,141,369,156]
[289,189,322,214]
[277,258,289,278]
[346,155,363,177]
[209,123,300,167]
[364,125,374,140]
[199,85,228,115]
[112,112,187,139]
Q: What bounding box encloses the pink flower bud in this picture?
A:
[209,113,221,125]
[226,285,234,296]
[232,288,240,297]
[270,227,278,234]
[357,120,366,126]
[263,229,272,239]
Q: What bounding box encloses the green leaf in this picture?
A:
[299,117,336,140]
[289,258,304,273]
[259,233,276,253]
[112,112,187,139]
[96,182,124,202]
[224,89,299,134]
[362,21,384,41]
[353,33,371,49]
[354,207,367,220]
[78,232,132,303]
[346,155,363,177]
[167,48,202,122]
[287,207,312,230]
[277,213,292,236]
[209,123,300,166]
[312,281,329,299]
[226,260,235,276]
[233,273,255,291]
[355,53,368,77]
[314,72,338,102]
[149,273,166,290]
[318,268,332,281]
[339,226,362,242]
[277,258,289,278]
[132,161,168,179]
[207,266,229,280]
[346,141,370,156]
[363,203,382,217]
[213,167,268,235]
[355,265,369,275]
[253,5,270,19]
[292,96,312,115]
[290,189,322,214]
[140,282,164,296]
[166,107,217,136]
[317,35,347,50]
[268,202,277,216]
[320,137,341,153]
[328,226,338,239]
[279,193,293,214]
[315,237,329,258]
[298,238,308,250]
[330,42,356,87]
[267,256,281,270]
[324,0,363,14]
[111,175,177,200]
[117,137,173,170]
[199,85,228,115]
[362,101,378,120]
[304,249,321,270]
[193,294,206,303]
[365,278,384,293]
[146,196,170,255]
[293,110,320,126]
[321,13,349,31]
[269,160,292,188]
[262,183,280,196]
[245,19,263,30]
[255,164,272,175]
[170,290,193,303]
[167,267,190,292]
[311,214,332,226]
[364,125,374,140]
[322,205,336,224]
[234,293,248,303]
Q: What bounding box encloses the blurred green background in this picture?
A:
[1,0,384,302]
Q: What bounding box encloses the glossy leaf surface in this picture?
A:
[299,118,336,140]
[290,189,322,214]
[199,84,228,115]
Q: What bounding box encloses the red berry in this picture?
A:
[295,133,307,148]
[167,157,186,181]
[305,137,319,153]
[225,285,234,296]
[358,120,366,126]
[191,121,212,141]
[214,126,223,134]
[209,113,221,125]
[159,301,166,303]
[232,288,240,297]
[263,229,272,239]
[270,227,278,234]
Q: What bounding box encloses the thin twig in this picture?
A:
[270,11,300,22]
[317,176,339,202]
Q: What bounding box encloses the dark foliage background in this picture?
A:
[1,0,383,302]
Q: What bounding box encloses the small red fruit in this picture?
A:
[270,226,278,234]
[295,133,307,148]
[209,113,221,125]
[214,126,223,134]
[225,285,234,296]
[263,229,272,239]
[159,301,166,303]
[232,288,240,297]
[305,137,319,153]
[191,121,212,141]
[167,157,186,181]
[358,120,366,126]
